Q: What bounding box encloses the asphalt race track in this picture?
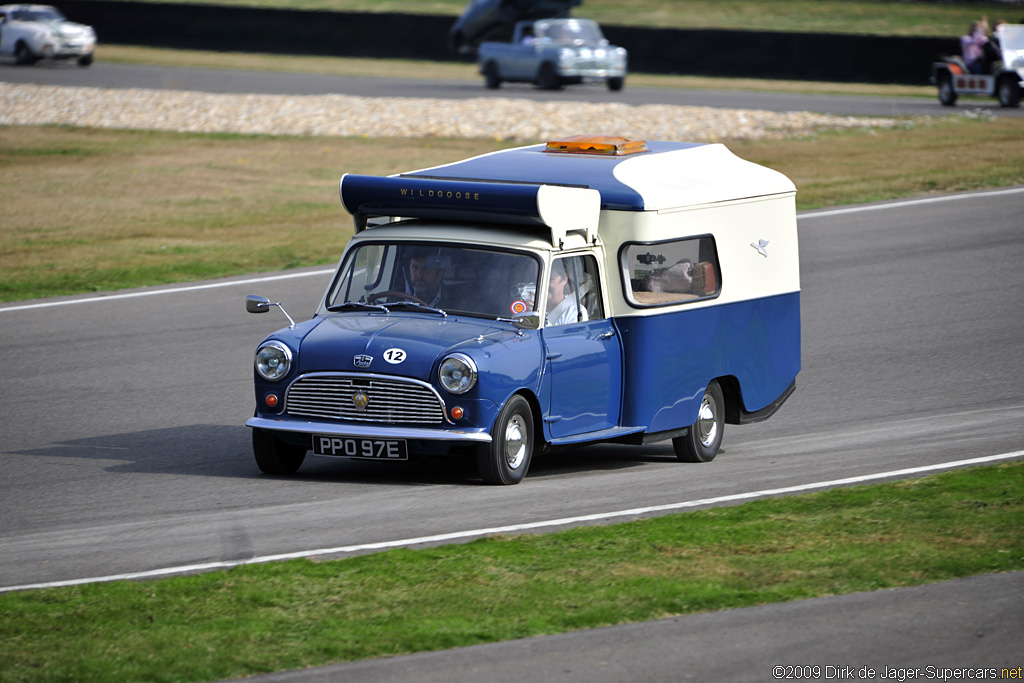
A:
[2,60,1024,118]
[3,186,1023,590]
[4,52,1024,680]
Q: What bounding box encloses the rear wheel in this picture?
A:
[997,76,1021,108]
[477,394,534,485]
[673,380,724,463]
[937,74,958,106]
[253,428,306,474]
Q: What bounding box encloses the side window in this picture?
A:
[620,236,720,307]
[547,255,603,326]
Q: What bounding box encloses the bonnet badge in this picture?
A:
[353,354,372,368]
[751,239,770,257]
[352,391,369,412]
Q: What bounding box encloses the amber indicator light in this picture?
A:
[544,135,649,156]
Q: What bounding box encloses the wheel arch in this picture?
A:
[716,375,745,425]
[508,388,545,452]
[718,374,797,426]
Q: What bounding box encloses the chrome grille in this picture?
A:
[285,374,446,424]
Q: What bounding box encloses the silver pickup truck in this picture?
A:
[477,18,627,90]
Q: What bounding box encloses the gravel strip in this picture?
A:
[0,82,905,141]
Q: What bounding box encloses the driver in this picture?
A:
[407,249,448,307]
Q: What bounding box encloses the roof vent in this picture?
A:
[544,135,649,156]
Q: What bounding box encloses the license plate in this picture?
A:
[312,435,408,460]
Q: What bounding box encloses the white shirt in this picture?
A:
[547,295,587,326]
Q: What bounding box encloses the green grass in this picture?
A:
[3,117,1023,303]
[1,460,1021,682]
[111,0,1024,37]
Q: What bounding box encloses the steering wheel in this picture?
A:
[366,290,431,306]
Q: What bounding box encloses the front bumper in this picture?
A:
[560,66,626,79]
[246,416,492,443]
[40,41,94,59]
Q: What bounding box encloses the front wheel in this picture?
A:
[477,394,534,485]
[253,428,306,474]
[673,380,724,463]
[14,42,38,66]
[537,62,562,90]
[997,76,1021,108]
[77,54,93,67]
[483,61,501,89]
[937,74,957,106]
[607,77,624,91]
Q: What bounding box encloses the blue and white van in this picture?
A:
[246,135,800,485]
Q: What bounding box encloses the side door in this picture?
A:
[542,254,623,439]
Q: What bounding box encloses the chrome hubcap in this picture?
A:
[503,415,528,470]
[696,394,719,448]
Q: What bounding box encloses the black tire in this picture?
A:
[477,394,534,485]
[77,54,93,67]
[997,76,1021,108]
[607,77,624,91]
[537,62,562,90]
[14,42,37,66]
[253,428,306,475]
[937,74,957,106]
[483,61,501,89]
[673,380,724,463]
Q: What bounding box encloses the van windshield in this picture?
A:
[326,242,541,319]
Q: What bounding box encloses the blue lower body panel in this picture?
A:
[615,292,800,434]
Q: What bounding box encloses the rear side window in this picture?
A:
[620,236,721,307]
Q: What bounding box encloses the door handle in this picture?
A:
[598,330,615,340]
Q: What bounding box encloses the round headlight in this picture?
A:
[438,353,477,395]
[255,342,292,382]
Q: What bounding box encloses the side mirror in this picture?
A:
[246,294,296,328]
[246,294,271,313]
[512,311,542,330]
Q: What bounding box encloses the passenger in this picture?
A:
[961,20,989,74]
[407,249,447,307]
[546,259,587,326]
[985,19,1007,71]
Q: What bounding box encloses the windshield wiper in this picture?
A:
[326,301,389,313]
[387,300,448,317]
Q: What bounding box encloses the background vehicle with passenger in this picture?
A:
[932,22,1023,108]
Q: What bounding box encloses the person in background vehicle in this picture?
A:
[520,24,535,46]
[546,259,586,326]
[961,19,989,74]
[984,19,1008,70]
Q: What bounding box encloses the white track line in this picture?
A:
[2,450,1020,594]
[0,269,334,313]
[796,186,1024,220]
[3,186,1022,314]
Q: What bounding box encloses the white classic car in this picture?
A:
[0,4,95,66]
[478,18,627,90]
